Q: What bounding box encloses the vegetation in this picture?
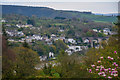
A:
[1,5,119,79]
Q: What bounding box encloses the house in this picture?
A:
[17,31,24,37]
[59,37,65,41]
[49,52,54,58]
[93,29,98,32]
[25,38,32,43]
[54,37,65,41]
[81,46,88,50]
[51,34,56,39]
[43,36,48,41]
[39,56,47,61]
[103,28,111,35]
[65,49,73,55]
[83,38,90,43]
[1,19,6,23]
[68,38,76,44]
[45,39,52,45]
[32,35,42,40]
[68,46,82,52]
[8,39,15,42]
[16,24,33,28]
[59,29,64,32]
[65,45,82,55]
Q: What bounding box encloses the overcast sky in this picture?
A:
[1,0,119,14]
[1,0,119,2]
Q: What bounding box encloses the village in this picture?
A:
[2,19,116,62]
[1,4,119,78]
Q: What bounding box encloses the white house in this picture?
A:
[68,46,82,52]
[49,52,54,58]
[84,38,90,43]
[26,38,32,43]
[59,29,64,32]
[65,50,73,55]
[16,24,33,28]
[68,38,76,44]
[51,34,56,39]
[65,45,82,55]
[1,19,6,23]
[8,39,15,42]
[33,35,42,40]
[103,28,111,35]
[93,29,98,32]
[39,56,47,61]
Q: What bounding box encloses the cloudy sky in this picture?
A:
[1,0,119,14]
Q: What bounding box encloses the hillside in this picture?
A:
[2,5,117,23]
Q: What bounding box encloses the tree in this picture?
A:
[22,40,30,48]
[27,19,36,26]
[2,36,16,79]
[53,40,68,53]
[13,47,40,78]
[56,50,93,78]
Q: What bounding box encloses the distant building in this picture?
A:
[83,38,90,43]
[59,29,64,32]
[93,29,98,32]
[68,38,76,44]
[65,45,82,55]
[103,28,111,35]
[49,52,54,58]
[1,19,6,23]
[26,38,32,43]
[39,56,47,61]
[51,34,56,39]
[16,24,33,28]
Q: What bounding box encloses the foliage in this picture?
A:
[53,40,68,53]
[13,47,40,78]
[85,36,120,78]
[2,36,16,79]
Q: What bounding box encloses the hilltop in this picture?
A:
[2,5,117,23]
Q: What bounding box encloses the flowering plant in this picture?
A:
[87,51,120,79]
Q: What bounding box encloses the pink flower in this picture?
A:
[102,72,105,74]
[108,56,111,59]
[104,69,108,72]
[112,71,115,74]
[108,76,112,79]
[89,69,92,73]
[97,61,101,63]
[100,56,103,59]
[91,64,95,67]
[114,51,117,54]
[108,68,111,70]
[109,71,111,73]
[112,69,115,71]
[114,74,118,77]
[98,72,102,75]
[100,68,103,72]
[96,66,100,68]
[101,66,104,69]
[96,69,99,71]
[110,58,113,60]
[115,64,118,67]
[113,62,116,65]
[114,71,118,74]
[102,74,106,77]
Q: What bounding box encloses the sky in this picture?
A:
[1,0,119,14]
[1,0,119,2]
